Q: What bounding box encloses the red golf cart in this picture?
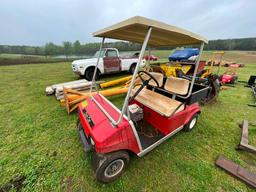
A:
[77,16,208,183]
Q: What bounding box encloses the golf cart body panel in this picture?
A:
[78,92,200,154]
[133,100,199,135]
[78,94,141,154]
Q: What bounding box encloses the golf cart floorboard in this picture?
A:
[136,121,165,150]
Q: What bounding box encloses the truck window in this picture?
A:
[106,50,118,58]
[94,50,104,58]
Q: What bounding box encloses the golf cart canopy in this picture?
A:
[93,16,208,47]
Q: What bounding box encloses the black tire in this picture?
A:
[85,67,99,81]
[230,76,237,84]
[129,63,136,74]
[183,114,199,132]
[93,151,130,183]
[80,74,85,79]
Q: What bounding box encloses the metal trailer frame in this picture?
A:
[216,155,256,188]
[88,27,204,127]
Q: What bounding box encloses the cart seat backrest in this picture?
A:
[164,76,190,95]
[148,72,163,87]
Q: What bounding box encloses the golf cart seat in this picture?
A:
[140,72,164,87]
[164,76,190,95]
[132,87,184,117]
[148,72,164,87]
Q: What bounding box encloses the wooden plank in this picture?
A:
[216,155,256,188]
[241,120,249,145]
[51,79,88,90]
[45,80,88,95]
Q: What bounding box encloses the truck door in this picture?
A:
[103,50,121,73]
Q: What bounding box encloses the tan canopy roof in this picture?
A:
[93,16,208,47]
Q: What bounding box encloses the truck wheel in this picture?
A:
[129,63,136,74]
[183,114,198,132]
[85,67,99,81]
[93,151,130,183]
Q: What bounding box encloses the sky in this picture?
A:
[0,0,256,46]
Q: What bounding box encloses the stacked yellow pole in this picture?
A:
[63,87,129,114]
[99,76,132,89]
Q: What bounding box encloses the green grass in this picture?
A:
[0,51,256,191]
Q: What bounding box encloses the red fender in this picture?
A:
[184,103,200,125]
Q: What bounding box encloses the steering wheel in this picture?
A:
[129,71,159,102]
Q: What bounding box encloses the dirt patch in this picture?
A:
[0,175,26,192]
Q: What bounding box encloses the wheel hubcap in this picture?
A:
[189,117,197,129]
[104,159,124,178]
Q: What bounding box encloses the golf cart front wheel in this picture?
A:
[93,151,130,183]
[184,114,199,132]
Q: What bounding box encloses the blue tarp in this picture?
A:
[169,48,199,61]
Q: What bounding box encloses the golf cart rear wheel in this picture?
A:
[93,151,130,183]
[184,114,198,132]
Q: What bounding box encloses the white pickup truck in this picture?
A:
[72,48,146,80]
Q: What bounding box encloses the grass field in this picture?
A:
[0,51,256,191]
[0,54,74,66]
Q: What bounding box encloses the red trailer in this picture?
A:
[77,16,208,183]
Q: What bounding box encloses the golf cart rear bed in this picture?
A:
[153,83,211,104]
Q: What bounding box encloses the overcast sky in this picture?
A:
[1,0,255,46]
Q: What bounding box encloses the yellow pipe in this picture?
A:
[61,87,128,104]
[100,76,132,89]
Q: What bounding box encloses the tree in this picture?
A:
[63,41,72,59]
[73,40,81,55]
[44,42,58,56]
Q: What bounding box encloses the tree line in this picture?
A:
[0,37,255,57]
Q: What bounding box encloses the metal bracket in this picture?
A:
[236,120,256,154]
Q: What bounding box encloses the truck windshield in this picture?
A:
[94,50,105,58]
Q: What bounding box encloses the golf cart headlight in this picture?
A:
[90,137,95,145]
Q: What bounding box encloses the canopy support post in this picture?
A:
[114,27,152,126]
[187,43,204,98]
[90,37,105,94]
[178,43,204,99]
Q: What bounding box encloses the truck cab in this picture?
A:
[72,48,145,80]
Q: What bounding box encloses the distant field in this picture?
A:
[0,54,74,66]
[146,50,256,64]
[1,50,256,66]
[0,51,256,191]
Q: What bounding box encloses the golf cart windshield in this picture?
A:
[90,16,208,126]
